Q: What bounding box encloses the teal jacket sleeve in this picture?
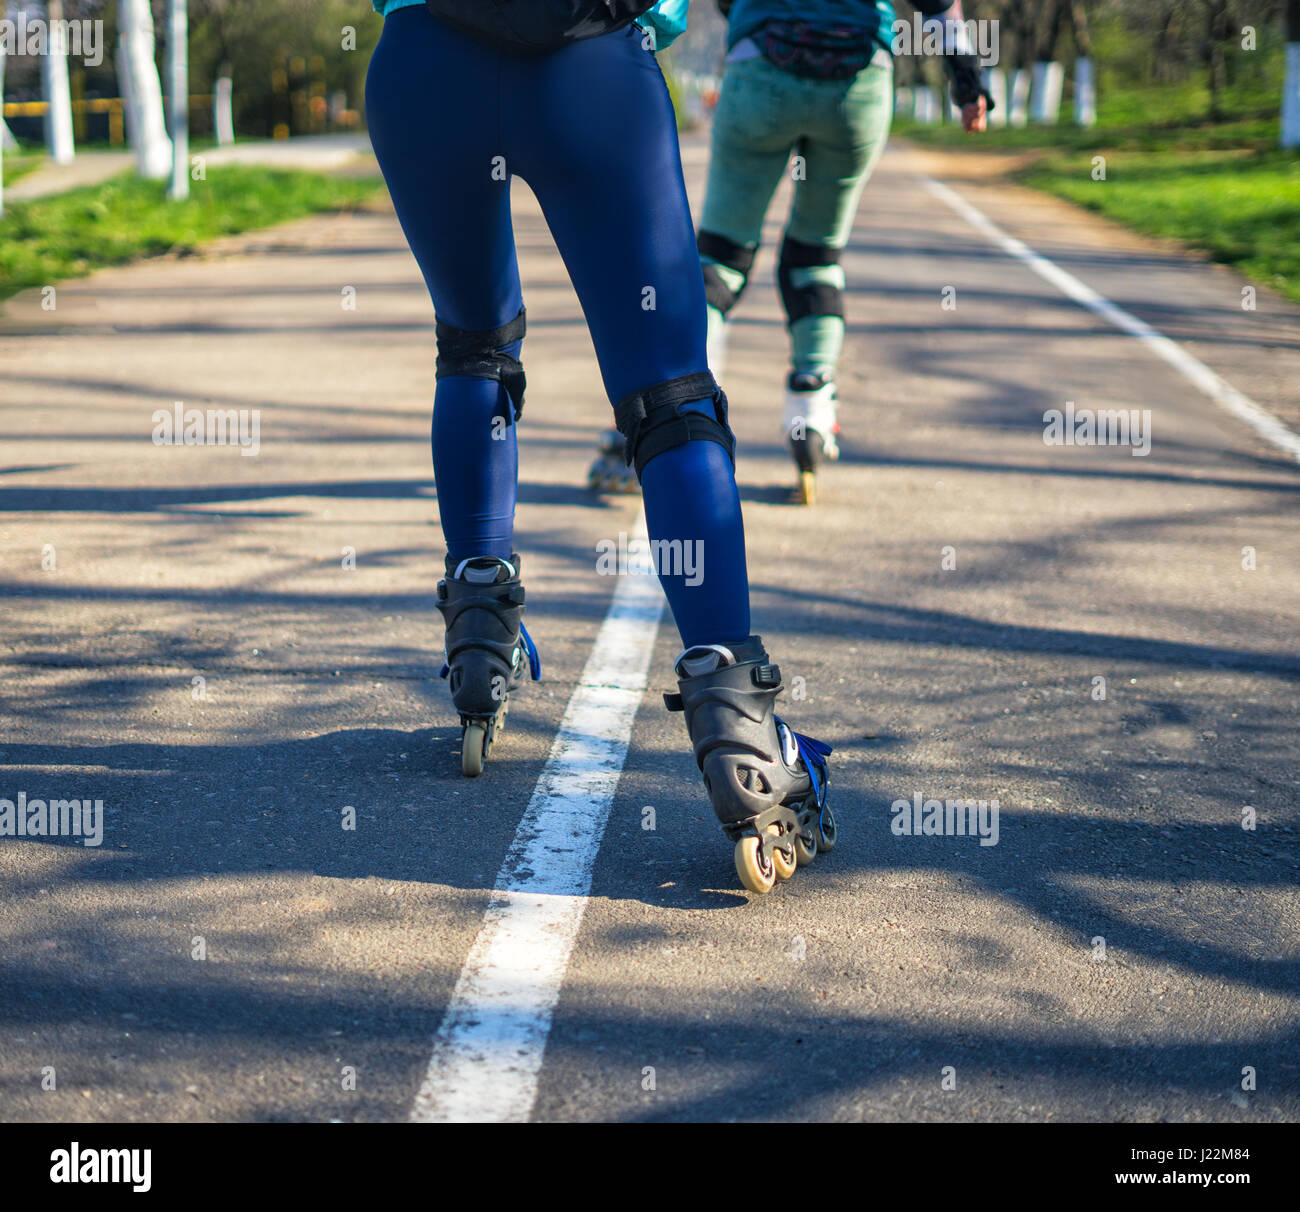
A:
[637,0,691,50]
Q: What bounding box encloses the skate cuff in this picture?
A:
[435,308,527,421]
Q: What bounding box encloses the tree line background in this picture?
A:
[2,1,1296,139]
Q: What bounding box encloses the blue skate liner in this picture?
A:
[777,717,833,818]
[520,622,542,681]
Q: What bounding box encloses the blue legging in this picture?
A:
[365,7,750,648]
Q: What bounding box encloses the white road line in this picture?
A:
[410,518,664,1123]
[923,176,1300,464]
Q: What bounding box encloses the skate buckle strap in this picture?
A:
[453,555,517,582]
[663,691,684,712]
[753,663,781,688]
[440,625,537,682]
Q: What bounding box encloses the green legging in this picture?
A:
[699,51,894,378]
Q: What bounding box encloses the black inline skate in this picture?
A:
[587,428,640,495]
[783,370,840,505]
[436,553,540,777]
[665,636,834,894]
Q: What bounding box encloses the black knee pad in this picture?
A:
[698,230,757,316]
[613,371,736,480]
[435,307,527,421]
[777,236,844,325]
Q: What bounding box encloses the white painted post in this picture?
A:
[914,85,938,124]
[1009,67,1031,127]
[118,0,172,179]
[1283,42,1300,149]
[42,0,76,164]
[167,0,188,200]
[0,26,7,218]
[1285,2,1300,148]
[1074,56,1096,127]
[0,29,11,151]
[1031,61,1064,123]
[214,75,234,145]
[987,67,1008,127]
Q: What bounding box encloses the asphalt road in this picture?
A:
[1,132,1297,1123]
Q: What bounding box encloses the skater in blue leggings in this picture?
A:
[366,1,833,892]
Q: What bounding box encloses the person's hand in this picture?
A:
[961,95,988,134]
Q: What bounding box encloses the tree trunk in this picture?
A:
[118,0,172,179]
[1069,0,1093,59]
[0,30,17,155]
[167,0,189,201]
[1206,0,1231,120]
[42,0,77,164]
[1,34,7,218]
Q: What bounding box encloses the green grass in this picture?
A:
[1,149,44,187]
[0,164,384,302]
[893,75,1300,303]
[1023,147,1300,303]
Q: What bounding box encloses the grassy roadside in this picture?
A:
[1,150,44,187]
[894,84,1300,304]
[0,164,384,303]
[1020,146,1300,303]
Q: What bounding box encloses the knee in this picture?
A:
[778,236,845,326]
[698,230,757,317]
[435,307,527,421]
[614,371,736,480]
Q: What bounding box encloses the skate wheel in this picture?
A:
[797,470,816,506]
[461,720,487,778]
[794,826,819,867]
[767,824,797,881]
[815,805,837,854]
[735,835,776,895]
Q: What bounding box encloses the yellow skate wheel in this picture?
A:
[461,720,487,778]
[771,826,797,882]
[735,835,777,895]
[797,470,816,505]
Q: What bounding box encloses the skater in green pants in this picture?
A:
[699,0,989,503]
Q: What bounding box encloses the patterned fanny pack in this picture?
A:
[758,20,882,80]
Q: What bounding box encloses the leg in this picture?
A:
[366,7,522,563]
[696,55,800,377]
[504,30,834,888]
[775,59,894,501]
[508,27,751,648]
[782,57,894,378]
